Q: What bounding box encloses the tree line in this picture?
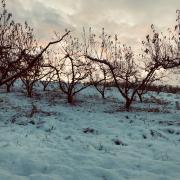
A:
[0,0,179,111]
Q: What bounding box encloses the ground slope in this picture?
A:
[0,86,180,180]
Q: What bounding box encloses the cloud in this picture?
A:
[7,0,71,41]
[6,0,180,48]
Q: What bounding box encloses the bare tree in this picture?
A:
[0,0,70,87]
[142,10,180,71]
[48,34,91,104]
[136,72,165,102]
[20,53,56,97]
[84,28,169,111]
[20,56,42,97]
[40,67,56,91]
[89,62,111,99]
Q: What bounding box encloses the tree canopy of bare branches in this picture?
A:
[0,0,70,87]
[84,27,177,110]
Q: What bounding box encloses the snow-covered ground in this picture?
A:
[0,84,180,180]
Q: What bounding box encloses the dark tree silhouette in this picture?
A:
[84,28,172,110]
[0,0,70,87]
[89,62,111,99]
[47,34,91,104]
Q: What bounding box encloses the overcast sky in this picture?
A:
[7,0,180,48]
[5,0,180,84]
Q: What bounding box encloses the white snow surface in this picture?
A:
[0,84,180,180]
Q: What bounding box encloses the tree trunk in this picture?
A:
[125,99,132,111]
[6,84,11,93]
[137,92,143,103]
[43,85,46,91]
[101,92,105,99]
[27,86,33,97]
[67,94,74,104]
